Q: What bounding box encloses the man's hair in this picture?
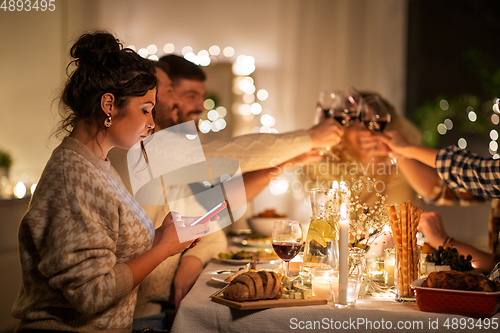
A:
[151,59,170,76]
[158,54,206,84]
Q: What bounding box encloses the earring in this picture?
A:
[104,113,112,128]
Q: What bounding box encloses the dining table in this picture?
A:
[171,240,500,333]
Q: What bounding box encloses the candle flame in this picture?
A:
[332,180,339,191]
[340,202,347,220]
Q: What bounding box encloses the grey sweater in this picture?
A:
[12,137,155,332]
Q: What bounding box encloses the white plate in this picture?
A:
[215,258,279,265]
[242,238,272,248]
[211,274,231,284]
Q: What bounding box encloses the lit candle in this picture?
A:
[338,202,349,305]
[331,181,339,211]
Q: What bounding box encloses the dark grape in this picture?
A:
[425,246,474,271]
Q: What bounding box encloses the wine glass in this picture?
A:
[272,220,303,278]
[344,87,364,124]
[361,94,391,132]
[361,95,399,164]
[316,90,349,125]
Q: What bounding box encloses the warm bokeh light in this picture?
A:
[223,46,235,57]
[138,48,148,58]
[147,44,157,54]
[238,104,251,115]
[270,178,289,196]
[458,138,467,149]
[126,45,136,51]
[439,99,449,110]
[437,123,447,135]
[468,111,477,122]
[148,55,159,61]
[204,99,215,110]
[207,110,219,121]
[260,114,273,126]
[490,130,499,141]
[163,43,175,54]
[243,93,255,104]
[199,120,212,133]
[209,45,220,56]
[215,119,227,130]
[257,89,269,101]
[211,121,221,132]
[216,106,227,117]
[492,114,500,125]
[250,103,262,115]
[490,141,498,152]
[182,46,193,55]
[13,182,26,199]
[493,99,500,113]
[444,118,453,130]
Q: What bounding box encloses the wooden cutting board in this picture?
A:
[211,295,327,310]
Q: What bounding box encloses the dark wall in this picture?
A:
[406,0,500,118]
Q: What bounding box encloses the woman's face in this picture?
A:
[108,88,156,149]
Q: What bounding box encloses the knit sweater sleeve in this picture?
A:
[24,150,135,316]
[203,130,313,173]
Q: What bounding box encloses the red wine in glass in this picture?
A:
[272,220,302,277]
[272,241,303,261]
[323,108,332,118]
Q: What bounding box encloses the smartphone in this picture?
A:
[191,200,227,226]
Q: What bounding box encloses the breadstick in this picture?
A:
[400,202,409,296]
[387,205,403,294]
[407,200,414,295]
[411,207,422,282]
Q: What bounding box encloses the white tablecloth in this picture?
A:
[171,261,500,333]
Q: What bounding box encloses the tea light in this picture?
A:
[311,267,334,300]
[384,248,396,286]
[312,277,332,300]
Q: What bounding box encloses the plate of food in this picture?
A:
[411,270,500,318]
[241,234,272,247]
[216,249,280,264]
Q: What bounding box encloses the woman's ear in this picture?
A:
[101,93,116,116]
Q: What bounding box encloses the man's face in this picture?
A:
[153,68,177,131]
[172,78,207,126]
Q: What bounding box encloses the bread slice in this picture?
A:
[268,272,282,299]
[224,282,249,301]
[257,271,274,299]
[247,271,264,299]
[233,274,256,299]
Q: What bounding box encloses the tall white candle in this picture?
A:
[338,202,349,305]
[331,181,339,211]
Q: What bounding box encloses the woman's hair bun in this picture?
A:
[70,31,122,66]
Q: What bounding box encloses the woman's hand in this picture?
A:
[308,118,344,149]
[357,130,391,157]
[154,212,211,258]
[377,130,411,157]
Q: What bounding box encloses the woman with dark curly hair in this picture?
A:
[12,31,207,332]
